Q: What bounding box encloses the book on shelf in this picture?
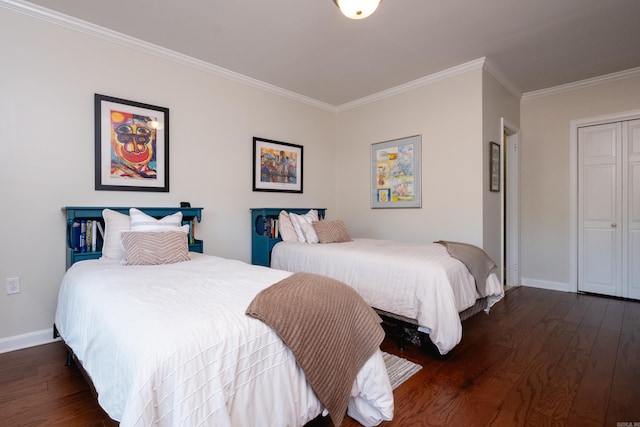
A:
[86,220,92,253]
[91,220,98,252]
[79,220,87,253]
[96,221,105,240]
[71,220,81,252]
[261,217,280,238]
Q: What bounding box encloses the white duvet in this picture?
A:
[271,239,504,355]
[54,253,393,426]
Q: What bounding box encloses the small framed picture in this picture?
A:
[95,94,169,192]
[490,141,500,192]
[252,137,303,193]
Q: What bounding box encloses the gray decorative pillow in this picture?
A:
[121,231,190,265]
[312,220,352,244]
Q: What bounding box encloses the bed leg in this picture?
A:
[398,335,405,350]
[65,351,74,367]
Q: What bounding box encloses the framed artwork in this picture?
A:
[95,94,169,192]
[252,137,303,193]
[371,135,421,208]
[490,141,500,192]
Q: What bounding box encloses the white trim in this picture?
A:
[0,1,509,113]
[484,58,522,100]
[570,109,640,294]
[336,58,487,112]
[0,328,59,354]
[523,66,640,101]
[521,278,571,293]
[0,0,337,112]
[502,118,520,287]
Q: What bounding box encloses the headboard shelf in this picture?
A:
[250,208,326,267]
[63,206,203,269]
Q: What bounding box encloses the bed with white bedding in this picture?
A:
[271,237,504,355]
[55,207,394,427]
[55,255,394,426]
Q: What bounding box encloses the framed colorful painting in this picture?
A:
[252,137,303,193]
[94,94,169,192]
[371,135,422,208]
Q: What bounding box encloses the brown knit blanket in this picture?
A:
[246,272,385,427]
[435,240,497,297]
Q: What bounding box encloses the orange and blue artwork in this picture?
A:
[260,148,297,183]
[109,110,157,180]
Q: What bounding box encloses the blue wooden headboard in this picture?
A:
[63,206,203,269]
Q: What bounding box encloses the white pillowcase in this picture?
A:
[278,210,299,242]
[130,208,183,231]
[101,208,189,261]
[101,209,131,260]
[289,210,320,243]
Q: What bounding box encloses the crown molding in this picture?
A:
[336,58,487,112]
[483,58,522,100]
[0,0,337,112]
[522,66,640,101]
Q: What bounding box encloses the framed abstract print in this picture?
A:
[253,137,303,193]
[371,135,421,208]
[95,94,169,192]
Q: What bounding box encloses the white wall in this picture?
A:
[334,69,486,246]
[482,70,521,274]
[0,7,337,343]
[520,73,640,290]
[7,0,629,349]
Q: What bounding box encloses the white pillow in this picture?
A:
[289,210,320,243]
[278,210,298,242]
[101,209,131,260]
[130,208,183,231]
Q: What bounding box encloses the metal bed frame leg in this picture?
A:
[65,351,73,367]
[55,323,75,367]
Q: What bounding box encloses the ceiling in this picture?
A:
[18,0,640,106]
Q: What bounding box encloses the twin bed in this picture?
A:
[270,209,504,355]
[55,206,503,426]
[55,207,394,427]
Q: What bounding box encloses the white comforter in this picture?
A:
[54,253,393,426]
[271,239,503,355]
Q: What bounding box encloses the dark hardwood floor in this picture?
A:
[1,286,639,426]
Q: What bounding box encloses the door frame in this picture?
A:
[569,108,640,293]
[502,118,520,286]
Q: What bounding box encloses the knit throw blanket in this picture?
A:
[436,240,497,298]
[246,272,385,427]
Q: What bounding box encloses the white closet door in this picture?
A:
[578,123,621,296]
[626,119,640,299]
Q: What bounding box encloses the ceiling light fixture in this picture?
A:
[333,0,381,19]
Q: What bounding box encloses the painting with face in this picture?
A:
[109,110,157,180]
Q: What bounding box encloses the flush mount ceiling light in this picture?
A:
[333,0,382,19]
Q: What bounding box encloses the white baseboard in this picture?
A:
[0,328,59,354]
[521,277,572,293]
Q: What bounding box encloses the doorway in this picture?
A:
[502,118,520,287]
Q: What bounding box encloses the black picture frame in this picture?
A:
[95,94,169,192]
[252,137,303,193]
[490,141,500,192]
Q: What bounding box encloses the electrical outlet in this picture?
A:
[6,277,20,295]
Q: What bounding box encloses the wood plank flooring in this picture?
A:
[1,286,638,426]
